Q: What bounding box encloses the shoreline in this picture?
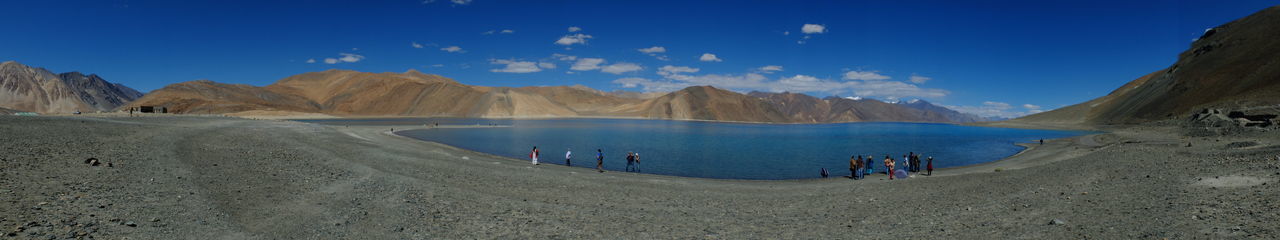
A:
[366,121,1108,181]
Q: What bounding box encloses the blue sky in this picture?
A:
[1,0,1275,117]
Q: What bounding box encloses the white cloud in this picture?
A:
[484,29,515,35]
[430,64,445,67]
[489,59,542,73]
[440,46,464,53]
[538,62,556,69]
[451,0,472,5]
[601,63,642,74]
[319,53,364,64]
[757,65,783,73]
[338,53,363,63]
[946,101,1045,119]
[567,26,581,32]
[613,77,652,88]
[843,71,891,81]
[570,58,605,71]
[802,24,827,34]
[637,46,666,53]
[699,53,722,62]
[620,68,948,100]
[305,58,316,63]
[552,54,577,61]
[783,31,791,35]
[638,46,668,60]
[985,101,1011,109]
[658,65,700,76]
[555,33,593,46]
[845,80,947,100]
[908,74,931,84]
[411,42,424,48]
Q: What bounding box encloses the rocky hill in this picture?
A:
[1013,6,1280,125]
[0,61,142,113]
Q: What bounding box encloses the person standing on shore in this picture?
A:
[907,152,915,172]
[885,155,895,180]
[565,148,572,166]
[595,149,605,173]
[634,152,641,172]
[849,155,859,180]
[902,154,910,173]
[624,152,635,172]
[856,155,865,180]
[865,155,874,176]
[530,146,540,165]
[927,156,934,176]
[910,154,918,172]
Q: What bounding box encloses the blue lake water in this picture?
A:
[299,118,1091,180]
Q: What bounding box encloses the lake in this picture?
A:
[299,118,1091,180]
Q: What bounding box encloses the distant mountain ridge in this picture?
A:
[128,69,987,124]
[0,61,142,113]
[1012,6,1280,125]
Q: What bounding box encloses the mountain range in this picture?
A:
[122,69,987,123]
[0,61,142,113]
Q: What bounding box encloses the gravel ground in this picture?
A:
[1,116,1277,239]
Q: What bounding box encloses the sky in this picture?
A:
[1,0,1275,118]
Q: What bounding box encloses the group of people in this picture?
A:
[531,146,634,173]
[841,152,934,180]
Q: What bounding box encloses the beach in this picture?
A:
[2,116,1277,239]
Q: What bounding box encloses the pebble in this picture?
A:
[124,221,137,227]
[1049,219,1066,225]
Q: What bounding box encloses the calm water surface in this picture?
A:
[299,118,1091,180]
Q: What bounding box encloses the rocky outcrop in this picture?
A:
[1186,108,1279,136]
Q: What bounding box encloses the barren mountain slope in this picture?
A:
[1015,6,1280,125]
[516,86,643,114]
[124,80,320,114]
[621,86,789,122]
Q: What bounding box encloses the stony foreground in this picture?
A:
[1,116,1277,239]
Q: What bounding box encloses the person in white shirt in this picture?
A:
[565,149,573,166]
[902,154,910,172]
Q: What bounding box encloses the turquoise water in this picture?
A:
[299,118,1091,180]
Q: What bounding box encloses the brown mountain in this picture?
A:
[0,61,143,113]
[130,70,585,117]
[619,86,789,123]
[1014,6,1280,125]
[129,69,983,123]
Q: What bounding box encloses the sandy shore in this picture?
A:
[1,116,1277,239]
